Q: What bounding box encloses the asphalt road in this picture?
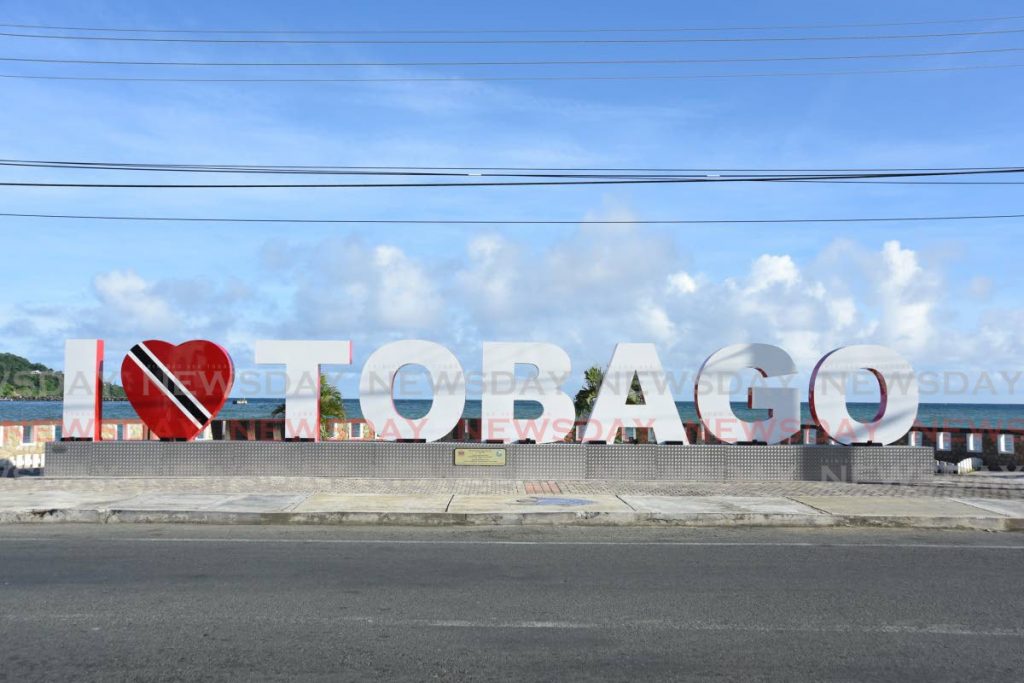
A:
[1,525,1023,682]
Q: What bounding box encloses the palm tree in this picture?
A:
[272,374,346,440]
[573,365,644,419]
[573,365,605,418]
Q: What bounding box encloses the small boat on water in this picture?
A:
[233,398,249,405]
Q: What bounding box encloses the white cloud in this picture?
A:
[667,271,698,295]
[92,270,181,334]
[5,216,1023,401]
[457,235,518,317]
[373,246,441,329]
[266,238,443,339]
[415,225,992,385]
[444,224,959,375]
[876,240,936,353]
[826,296,857,330]
[636,300,677,346]
[746,254,800,292]
[0,269,260,370]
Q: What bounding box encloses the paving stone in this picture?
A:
[791,496,1005,517]
[208,494,309,513]
[0,491,137,511]
[953,498,1024,517]
[3,475,1024,501]
[620,496,821,515]
[113,493,243,511]
[291,494,451,513]
[447,494,630,513]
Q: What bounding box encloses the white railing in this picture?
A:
[1,451,45,474]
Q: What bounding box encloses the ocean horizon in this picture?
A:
[3,399,1022,429]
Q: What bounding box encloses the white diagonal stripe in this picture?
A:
[128,352,204,430]
[137,342,211,419]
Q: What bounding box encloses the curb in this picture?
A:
[1,508,1021,531]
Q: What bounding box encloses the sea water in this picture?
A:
[2,399,1021,430]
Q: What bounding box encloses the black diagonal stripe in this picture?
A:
[129,344,209,426]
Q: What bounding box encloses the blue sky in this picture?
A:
[0,1,1022,402]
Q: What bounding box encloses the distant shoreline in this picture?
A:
[1,398,1021,429]
[0,397,126,402]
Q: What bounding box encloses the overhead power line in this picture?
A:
[2,46,1020,68]
[0,159,1020,180]
[0,211,1020,225]
[3,63,1022,83]
[0,159,1015,174]
[0,168,1021,189]
[1,27,1023,45]
[1,15,1022,34]
[783,179,1024,185]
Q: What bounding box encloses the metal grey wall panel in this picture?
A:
[657,446,726,480]
[44,441,934,483]
[586,444,657,479]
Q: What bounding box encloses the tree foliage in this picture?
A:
[271,374,346,440]
[0,352,125,399]
[573,365,644,418]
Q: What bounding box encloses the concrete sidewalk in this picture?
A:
[2,477,1024,530]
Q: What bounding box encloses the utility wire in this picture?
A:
[0,211,1020,225]
[0,160,1020,181]
[0,159,1015,174]
[1,27,1023,44]
[2,63,1022,83]
[784,180,1024,185]
[1,46,1019,68]
[0,169,1021,189]
[2,15,1022,34]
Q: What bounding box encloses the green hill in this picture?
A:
[0,353,126,400]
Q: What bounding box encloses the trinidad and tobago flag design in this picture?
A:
[120,340,234,440]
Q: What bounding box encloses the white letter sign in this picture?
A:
[253,340,352,440]
[695,343,800,445]
[809,345,919,445]
[57,334,923,448]
[582,343,688,444]
[359,340,466,442]
[481,341,575,443]
[62,339,104,440]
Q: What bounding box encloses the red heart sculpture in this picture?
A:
[121,340,234,440]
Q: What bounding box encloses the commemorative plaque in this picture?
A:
[454,448,507,466]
